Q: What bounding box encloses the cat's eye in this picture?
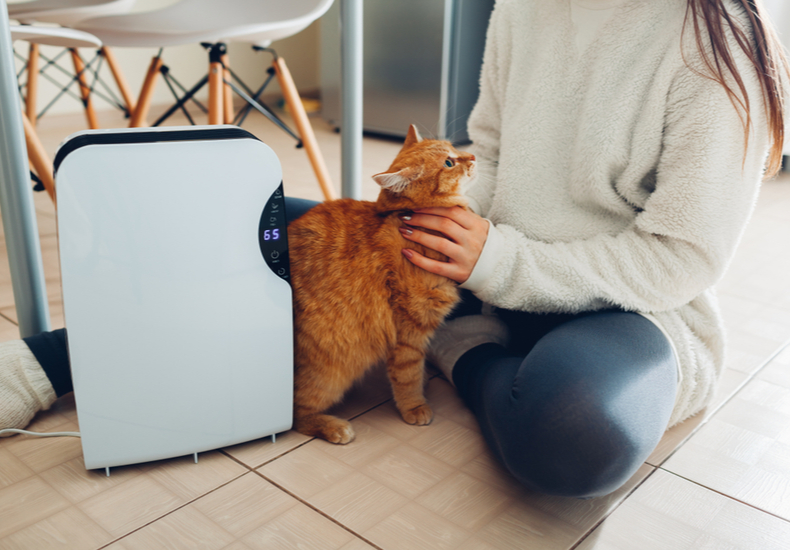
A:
[445,159,455,168]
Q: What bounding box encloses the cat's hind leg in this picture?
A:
[386,342,433,426]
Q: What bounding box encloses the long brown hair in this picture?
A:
[685,0,789,176]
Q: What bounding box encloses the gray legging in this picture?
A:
[450,291,678,498]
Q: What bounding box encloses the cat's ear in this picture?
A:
[372,167,418,194]
[403,124,423,149]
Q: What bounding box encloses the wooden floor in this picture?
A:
[1,106,789,549]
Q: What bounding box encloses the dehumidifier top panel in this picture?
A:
[55,126,293,470]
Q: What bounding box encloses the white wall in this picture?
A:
[764,0,790,45]
[10,0,322,116]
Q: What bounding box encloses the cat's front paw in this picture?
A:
[401,403,433,426]
[321,418,356,444]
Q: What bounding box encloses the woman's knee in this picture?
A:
[489,312,677,497]
[495,393,652,498]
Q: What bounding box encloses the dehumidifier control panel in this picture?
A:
[259,182,290,282]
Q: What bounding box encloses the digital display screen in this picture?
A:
[262,229,281,241]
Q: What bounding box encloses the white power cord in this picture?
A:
[0,428,80,438]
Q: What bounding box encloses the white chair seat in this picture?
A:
[8,0,136,26]
[76,0,332,48]
[8,0,137,126]
[74,0,337,200]
[9,24,103,49]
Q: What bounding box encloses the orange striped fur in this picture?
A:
[288,125,476,443]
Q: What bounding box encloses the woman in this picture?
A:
[397,0,788,497]
[1,0,787,499]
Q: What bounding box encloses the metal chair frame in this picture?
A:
[14,44,129,120]
[149,43,300,148]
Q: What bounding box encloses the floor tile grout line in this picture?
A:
[0,394,397,544]
[219,447,259,472]
[573,329,790,547]
[230,398,410,549]
[571,459,790,550]
[0,311,18,326]
[6,469,80,541]
[253,469,385,550]
[253,436,318,469]
[93,469,251,550]
[568,465,661,550]
[651,336,790,470]
[655,468,790,525]
[250,397,396,470]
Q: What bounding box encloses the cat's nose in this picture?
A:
[468,154,476,161]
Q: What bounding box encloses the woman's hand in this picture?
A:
[399,206,489,284]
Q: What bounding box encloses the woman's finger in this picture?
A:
[401,211,466,244]
[399,226,463,258]
[401,248,463,280]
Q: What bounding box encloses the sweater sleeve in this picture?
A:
[467,60,769,314]
[464,2,509,218]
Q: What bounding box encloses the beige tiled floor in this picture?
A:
[1,104,789,549]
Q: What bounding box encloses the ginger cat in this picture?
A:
[287,125,476,444]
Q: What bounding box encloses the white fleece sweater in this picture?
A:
[461,0,770,427]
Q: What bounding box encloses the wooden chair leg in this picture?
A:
[130,55,163,128]
[70,48,99,129]
[101,46,136,118]
[22,112,56,205]
[272,56,337,201]
[26,43,39,125]
[208,59,224,125]
[221,53,234,124]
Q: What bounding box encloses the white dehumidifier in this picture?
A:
[54,126,293,472]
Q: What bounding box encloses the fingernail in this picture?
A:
[399,227,413,236]
[402,249,414,259]
[400,214,412,221]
